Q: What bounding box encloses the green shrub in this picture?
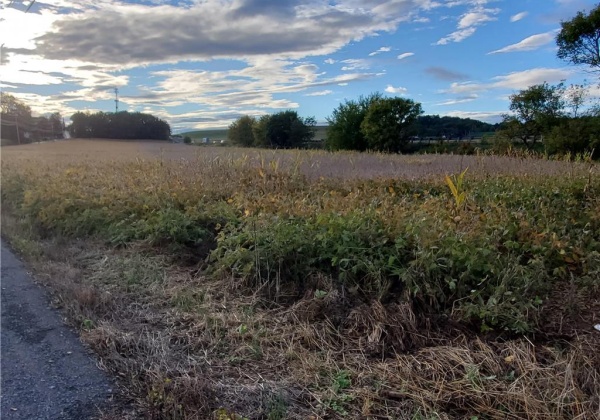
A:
[545,116,600,159]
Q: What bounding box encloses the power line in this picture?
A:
[24,0,35,12]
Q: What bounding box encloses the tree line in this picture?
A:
[1,93,63,144]
[69,111,171,140]
[227,110,317,149]
[228,95,425,153]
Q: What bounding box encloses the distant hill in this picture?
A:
[181,125,330,141]
[179,129,228,140]
[415,115,498,139]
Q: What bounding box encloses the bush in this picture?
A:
[545,116,600,158]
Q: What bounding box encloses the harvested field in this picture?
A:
[2,139,599,419]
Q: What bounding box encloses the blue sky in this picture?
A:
[1,0,597,132]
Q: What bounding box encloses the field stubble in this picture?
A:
[1,140,599,419]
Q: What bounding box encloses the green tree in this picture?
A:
[546,116,600,158]
[557,4,600,70]
[360,97,423,153]
[0,93,32,144]
[252,115,271,147]
[68,111,170,140]
[265,111,316,149]
[326,92,382,151]
[228,115,256,147]
[504,82,565,148]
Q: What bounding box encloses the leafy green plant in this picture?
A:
[445,167,468,210]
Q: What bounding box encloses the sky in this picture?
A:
[1,0,598,132]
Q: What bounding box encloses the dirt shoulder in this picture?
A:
[1,240,115,419]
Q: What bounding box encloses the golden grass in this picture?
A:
[2,138,593,180]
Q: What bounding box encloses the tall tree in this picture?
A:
[265,111,316,149]
[504,82,565,148]
[557,4,600,71]
[228,115,256,147]
[49,112,64,138]
[252,115,271,147]
[360,97,423,153]
[564,83,588,117]
[0,93,33,144]
[326,92,382,151]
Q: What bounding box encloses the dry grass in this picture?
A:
[7,236,598,419]
[1,140,599,419]
[2,138,592,180]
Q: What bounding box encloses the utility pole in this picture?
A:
[14,111,20,144]
[114,88,119,113]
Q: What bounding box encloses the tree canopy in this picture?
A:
[68,111,171,140]
[361,97,423,153]
[266,111,316,148]
[501,82,565,148]
[227,115,255,146]
[557,4,600,70]
[326,92,382,151]
[225,112,316,149]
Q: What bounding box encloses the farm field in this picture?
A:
[2,139,599,419]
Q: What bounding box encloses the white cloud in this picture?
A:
[436,27,477,45]
[412,17,431,23]
[397,52,415,60]
[305,90,333,96]
[369,46,391,56]
[340,59,370,71]
[324,58,336,64]
[444,67,572,95]
[385,85,408,94]
[443,110,504,123]
[458,10,497,29]
[492,67,571,90]
[510,11,528,22]
[488,31,556,54]
[436,6,499,45]
[23,0,433,66]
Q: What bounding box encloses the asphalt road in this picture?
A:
[1,241,115,419]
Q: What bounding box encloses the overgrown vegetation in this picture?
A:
[228,111,316,149]
[1,142,599,419]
